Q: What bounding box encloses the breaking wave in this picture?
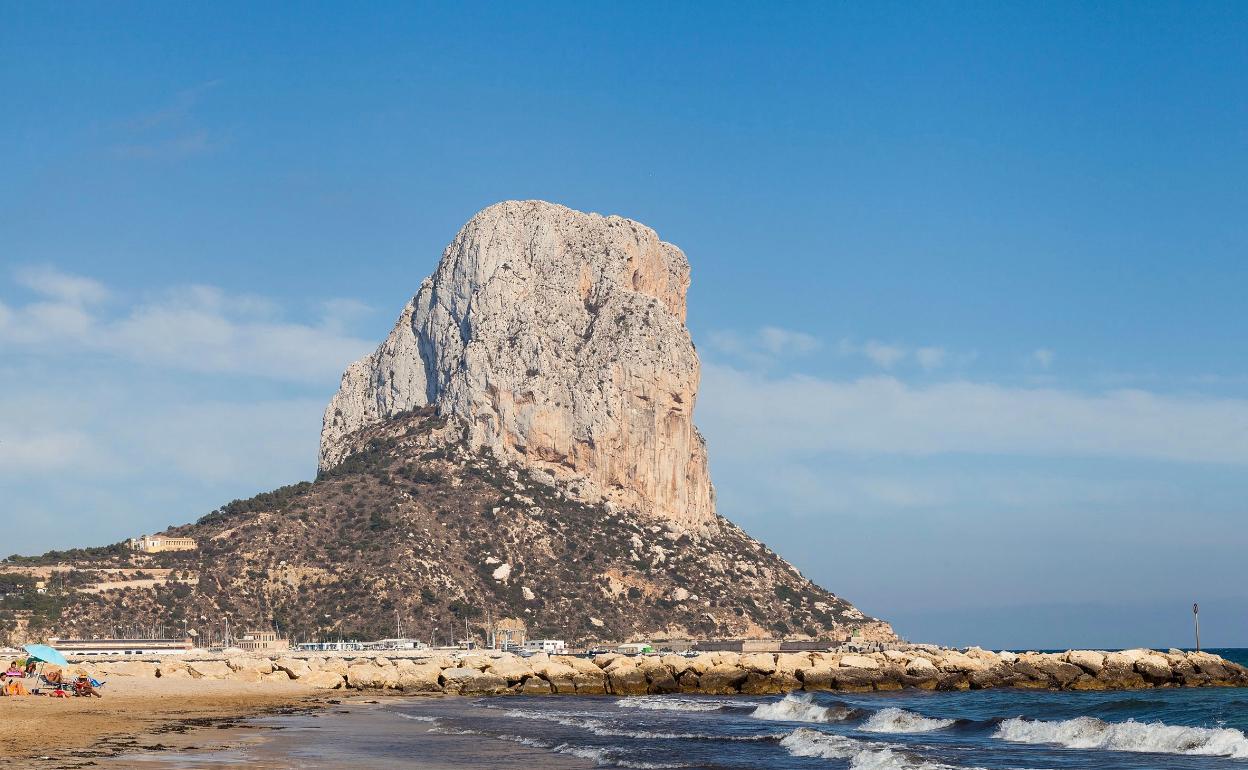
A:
[500,707,775,741]
[615,696,758,712]
[779,728,971,769]
[751,693,857,723]
[860,708,956,734]
[994,716,1248,758]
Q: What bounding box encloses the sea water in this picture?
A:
[122,649,1248,769]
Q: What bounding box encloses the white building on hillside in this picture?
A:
[522,639,567,654]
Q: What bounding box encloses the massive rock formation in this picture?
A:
[7,201,900,647]
[320,201,714,528]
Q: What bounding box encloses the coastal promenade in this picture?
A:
[80,646,1248,695]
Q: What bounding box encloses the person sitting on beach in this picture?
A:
[74,674,101,698]
[1,675,28,696]
[3,662,22,678]
[43,666,63,685]
[24,660,37,677]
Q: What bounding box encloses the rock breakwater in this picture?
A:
[88,646,1248,695]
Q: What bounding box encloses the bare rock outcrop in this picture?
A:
[320,200,714,528]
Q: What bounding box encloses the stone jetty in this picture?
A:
[88,646,1248,695]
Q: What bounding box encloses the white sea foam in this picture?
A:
[497,734,555,749]
[427,726,479,735]
[860,707,956,734]
[780,728,973,770]
[779,727,860,758]
[847,746,967,770]
[501,707,758,741]
[752,693,854,723]
[389,712,438,723]
[615,696,753,712]
[995,716,1248,758]
[550,743,688,769]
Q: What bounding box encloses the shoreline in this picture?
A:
[2,647,1244,766]
[102,699,597,770]
[0,679,330,768]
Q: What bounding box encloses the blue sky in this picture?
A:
[2,2,1246,649]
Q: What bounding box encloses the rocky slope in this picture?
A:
[4,409,893,645]
[321,201,714,528]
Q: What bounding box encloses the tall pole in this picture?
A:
[1193,603,1201,652]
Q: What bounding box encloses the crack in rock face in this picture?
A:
[320,200,716,528]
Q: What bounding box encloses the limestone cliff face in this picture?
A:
[320,201,715,528]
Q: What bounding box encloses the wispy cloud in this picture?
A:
[707,326,821,367]
[700,363,1248,466]
[1030,347,1056,369]
[1,267,375,383]
[915,346,947,370]
[112,129,218,160]
[0,265,369,551]
[14,265,110,304]
[861,340,906,368]
[110,80,225,160]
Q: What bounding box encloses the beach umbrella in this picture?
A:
[22,643,68,668]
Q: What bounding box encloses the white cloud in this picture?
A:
[1031,348,1056,369]
[15,265,110,305]
[0,268,375,383]
[756,326,821,356]
[707,326,820,366]
[915,346,947,370]
[862,340,907,368]
[699,363,1248,466]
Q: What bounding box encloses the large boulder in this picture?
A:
[1030,656,1084,688]
[97,661,159,678]
[607,665,649,696]
[800,664,838,691]
[519,676,553,694]
[487,656,534,685]
[187,660,232,680]
[1099,652,1148,688]
[302,670,346,689]
[838,654,880,670]
[319,657,349,676]
[698,663,748,694]
[740,653,776,675]
[227,657,274,675]
[1135,654,1173,682]
[742,670,800,695]
[273,657,312,679]
[1065,650,1105,675]
[775,653,813,678]
[346,663,398,689]
[459,671,510,695]
[939,651,988,673]
[397,664,444,693]
[573,670,609,695]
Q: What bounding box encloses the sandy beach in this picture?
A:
[0,677,325,769]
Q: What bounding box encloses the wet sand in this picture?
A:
[103,700,594,769]
[0,677,324,769]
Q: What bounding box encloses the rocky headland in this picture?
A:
[5,201,893,646]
